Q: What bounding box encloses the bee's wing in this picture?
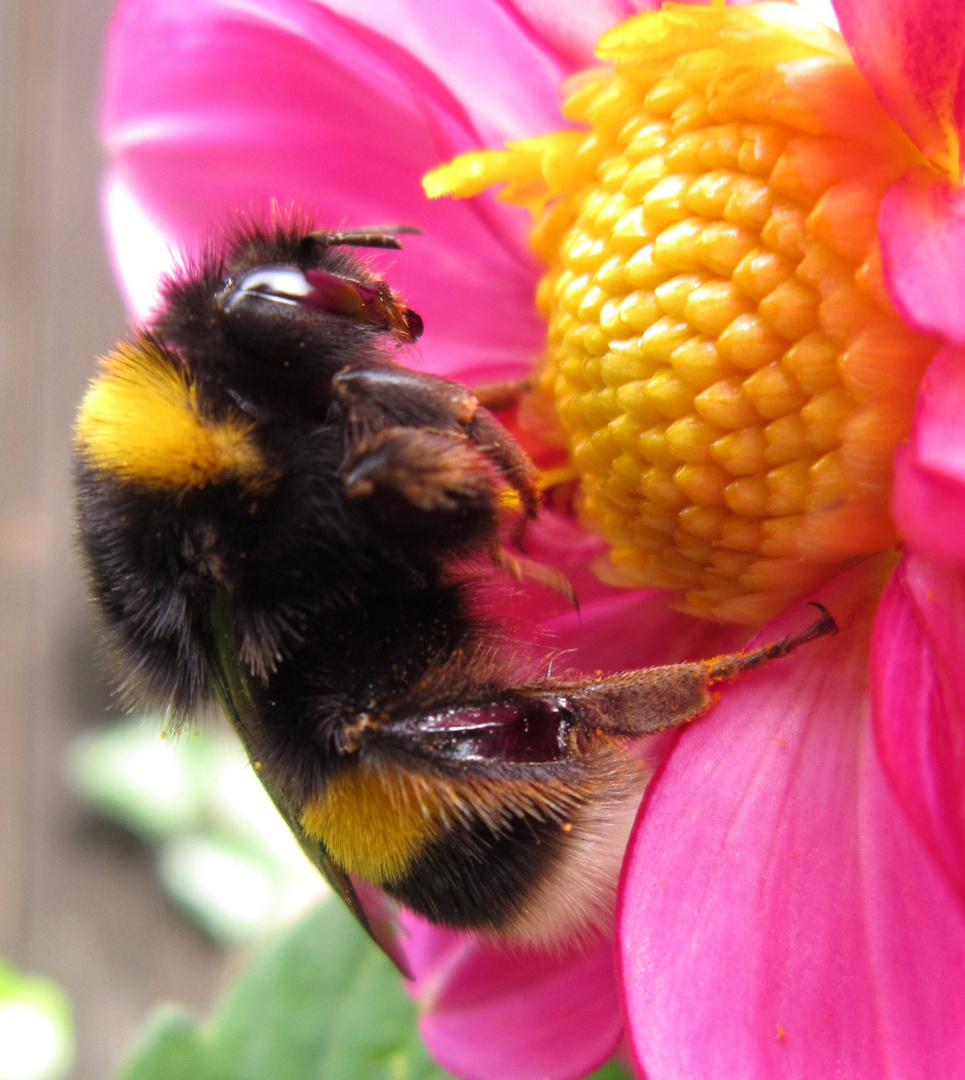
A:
[205,597,412,978]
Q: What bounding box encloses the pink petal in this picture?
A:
[620,556,965,1080]
[539,588,743,673]
[474,510,749,683]
[101,174,179,319]
[316,0,578,143]
[497,0,640,70]
[833,0,965,174]
[871,553,965,901]
[892,343,965,563]
[101,0,543,380]
[879,168,965,345]
[403,918,621,1080]
[346,0,781,85]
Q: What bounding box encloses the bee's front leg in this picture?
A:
[341,426,499,520]
[332,365,538,518]
[340,424,573,596]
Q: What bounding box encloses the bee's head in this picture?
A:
[76,223,424,499]
[150,224,423,414]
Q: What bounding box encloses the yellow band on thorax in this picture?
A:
[75,338,265,491]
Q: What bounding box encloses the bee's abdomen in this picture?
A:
[299,761,568,932]
[383,810,566,931]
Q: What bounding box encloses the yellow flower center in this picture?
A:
[425,1,939,624]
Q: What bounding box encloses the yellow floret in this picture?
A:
[426,1,938,623]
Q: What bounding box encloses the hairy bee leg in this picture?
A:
[333,366,539,518]
[534,606,838,739]
[470,377,531,414]
[462,374,541,536]
[490,543,577,605]
[701,603,838,682]
[464,406,539,520]
[342,426,499,514]
[344,422,572,597]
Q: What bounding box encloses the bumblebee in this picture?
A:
[74,215,835,967]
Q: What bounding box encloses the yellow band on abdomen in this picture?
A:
[300,765,440,884]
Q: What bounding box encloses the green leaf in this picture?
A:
[207,900,451,1080]
[114,900,453,1080]
[584,1059,634,1080]
[114,899,634,1080]
[114,1008,210,1080]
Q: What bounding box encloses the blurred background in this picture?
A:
[0,1,246,1076]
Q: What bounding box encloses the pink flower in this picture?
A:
[100,1,965,1078]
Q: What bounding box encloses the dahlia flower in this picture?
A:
[100,0,965,1078]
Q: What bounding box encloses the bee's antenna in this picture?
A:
[309,226,423,250]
